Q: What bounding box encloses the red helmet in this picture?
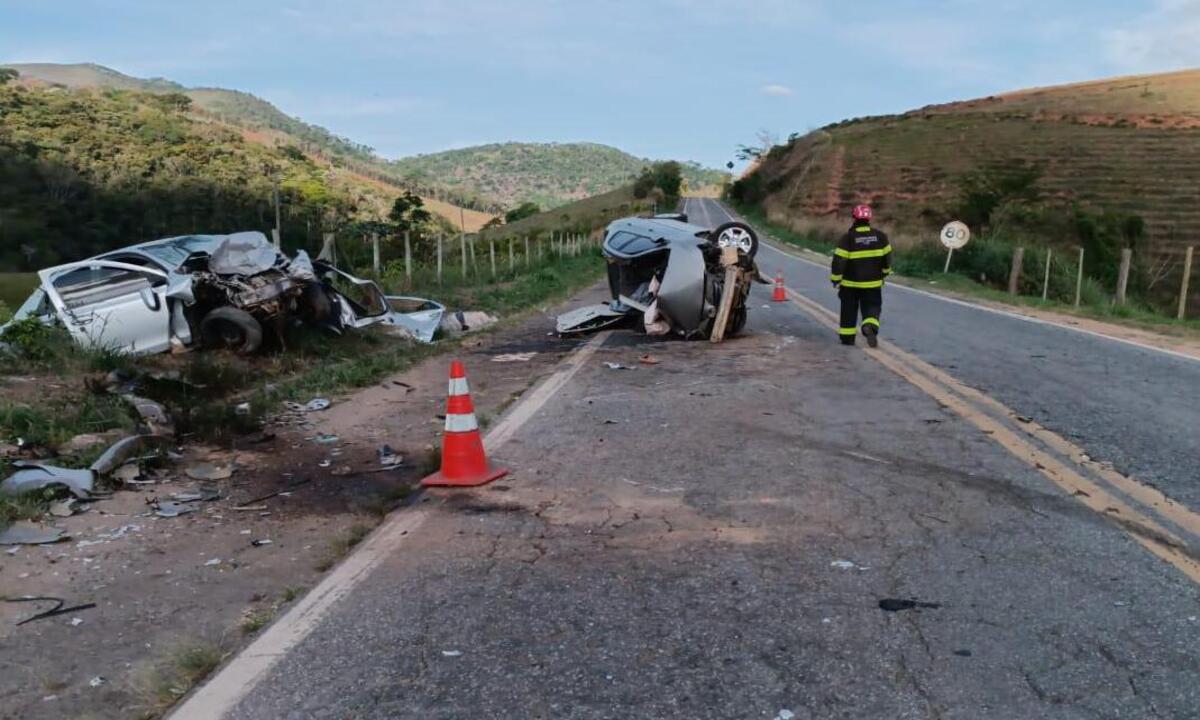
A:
[852,204,873,222]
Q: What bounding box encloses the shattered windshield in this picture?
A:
[131,236,225,268]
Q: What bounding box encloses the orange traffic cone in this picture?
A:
[772,272,787,302]
[422,361,508,488]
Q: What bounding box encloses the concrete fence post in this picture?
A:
[1008,247,1024,296]
[1116,248,1132,305]
[1179,246,1194,320]
[1042,248,1052,301]
[524,236,531,267]
[371,232,380,278]
[437,235,443,285]
[489,240,496,277]
[508,238,515,272]
[460,234,468,277]
[404,231,412,283]
[1075,247,1085,308]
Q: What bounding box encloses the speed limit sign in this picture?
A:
[940,221,970,249]
[939,221,970,273]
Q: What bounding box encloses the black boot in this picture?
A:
[863,324,878,348]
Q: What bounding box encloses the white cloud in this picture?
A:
[761,84,793,97]
[1103,0,1200,72]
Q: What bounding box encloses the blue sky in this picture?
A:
[2,0,1197,169]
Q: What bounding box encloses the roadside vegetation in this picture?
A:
[735,201,1200,337]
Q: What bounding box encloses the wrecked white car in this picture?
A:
[3,231,442,355]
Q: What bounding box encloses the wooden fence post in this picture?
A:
[371,232,380,278]
[1074,247,1085,308]
[1042,248,1051,301]
[524,236,530,267]
[437,235,443,285]
[1008,247,1024,296]
[1178,246,1194,320]
[489,240,496,277]
[1116,248,1132,305]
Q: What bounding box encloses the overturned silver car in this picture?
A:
[4,231,444,355]
[557,214,765,339]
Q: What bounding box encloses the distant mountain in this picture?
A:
[4,63,727,213]
[388,142,727,210]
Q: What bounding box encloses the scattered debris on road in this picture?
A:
[4,596,97,626]
[878,598,941,612]
[603,362,635,371]
[491,352,538,363]
[1,462,96,499]
[0,522,70,545]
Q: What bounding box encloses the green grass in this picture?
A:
[315,522,373,571]
[132,641,226,718]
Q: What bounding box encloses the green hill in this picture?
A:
[4,63,727,214]
[388,142,727,211]
[737,69,1200,274]
[0,79,442,271]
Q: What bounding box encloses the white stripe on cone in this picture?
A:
[445,413,479,433]
[449,377,470,396]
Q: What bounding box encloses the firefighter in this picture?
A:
[830,204,891,347]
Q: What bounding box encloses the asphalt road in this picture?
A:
[685,197,1200,511]
[180,203,1200,719]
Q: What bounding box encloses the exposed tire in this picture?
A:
[200,306,263,355]
[711,221,759,257]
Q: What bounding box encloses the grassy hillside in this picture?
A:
[738,70,1200,280]
[5,63,726,218]
[0,81,458,271]
[389,142,727,211]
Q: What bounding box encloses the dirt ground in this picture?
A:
[0,286,606,720]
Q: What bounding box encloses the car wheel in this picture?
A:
[200,307,263,354]
[711,222,759,257]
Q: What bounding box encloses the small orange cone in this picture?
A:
[422,361,508,488]
[772,272,787,302]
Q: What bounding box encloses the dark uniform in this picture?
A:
[830,223,892,345]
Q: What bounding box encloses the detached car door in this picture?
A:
[38,260,173,354]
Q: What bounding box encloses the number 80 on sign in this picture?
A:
[940,221,970,250]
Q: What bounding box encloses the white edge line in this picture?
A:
[715,198,1200,366]
[168,331,611,720]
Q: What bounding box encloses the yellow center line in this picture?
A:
[784,287,1200,585]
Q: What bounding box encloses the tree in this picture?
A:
[504,201,540,224]
[0,68,17,86]
[387,190,432,235]
[482,216,503,230]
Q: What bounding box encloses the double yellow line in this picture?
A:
[785,288,1200,584]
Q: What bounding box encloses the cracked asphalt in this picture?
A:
[217,236,1200,719]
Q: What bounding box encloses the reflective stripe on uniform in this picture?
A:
[840,278,884,289]
[883,267,893,275]
[855,226,871,232]
[444,413,479,433]
[838,327,857,336]
[834,246,892,260]
[830,274,843,282]
[862,317,880,328]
